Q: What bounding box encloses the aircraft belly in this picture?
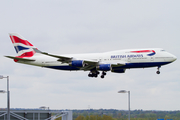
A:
[44,66,79,71]
[17,61,43,67]
[42,61,79,70]
[43,61,67,66]
[115,62,171,69]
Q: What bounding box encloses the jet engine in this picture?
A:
[97,64,111,71]
[70,60,84,67]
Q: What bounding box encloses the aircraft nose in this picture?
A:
[173,55,177,61]
[165,53,177,62]
[170,54,177,62]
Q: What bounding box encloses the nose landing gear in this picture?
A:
[156,66,161,74]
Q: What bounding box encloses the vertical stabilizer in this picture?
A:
[9,33,37,57]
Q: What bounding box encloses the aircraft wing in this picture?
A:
[5,56,35,61]
[41,52,99,71]
[42,52,126,66]
[41,52,73,63]
[41,52,126,70]
[80,62,126,71]
[41,52,99,66]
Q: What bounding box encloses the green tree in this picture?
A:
[89,115,97,120]
[102,115,113,120]
[96,115,103,120]
[85,115,90,120]
[75,115,85,120]
[164,115,170,120]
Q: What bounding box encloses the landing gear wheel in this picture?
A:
[94,74,98,77]
[88,74,92,77]
[101,75,104,78]
[156,66,161,74]
[156,71,160,74]
[100,71,106,78]
[102,71,106,75]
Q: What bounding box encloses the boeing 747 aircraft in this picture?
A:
[6,33,177,78]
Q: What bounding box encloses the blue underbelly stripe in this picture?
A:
[45,66,80,70]
[116,62,171,69]
[44,62,171,71]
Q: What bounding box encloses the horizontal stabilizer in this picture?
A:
[5,56,35,61]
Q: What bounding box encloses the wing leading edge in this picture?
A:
[40,52,126,71]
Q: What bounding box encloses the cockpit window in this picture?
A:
[161,50,165,51]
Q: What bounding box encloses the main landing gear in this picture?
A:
[100,71,106,78]
[156,66,161,74]
[88,71,107,78]
[88,71,100,78]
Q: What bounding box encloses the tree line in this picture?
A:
[55,109,180,120]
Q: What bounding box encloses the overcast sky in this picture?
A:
[0,0,179,111]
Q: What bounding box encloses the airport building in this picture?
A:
[0,108,72,120]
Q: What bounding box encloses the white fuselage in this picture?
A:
[8,33,177,78]
[16,48,176,71]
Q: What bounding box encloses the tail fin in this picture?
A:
[9,33,37,58]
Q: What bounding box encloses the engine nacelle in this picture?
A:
[70,60,84,67]
[111,69,126,73]
[98,64,111,71]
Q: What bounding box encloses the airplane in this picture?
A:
[5,33,177,78]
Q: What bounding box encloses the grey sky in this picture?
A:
[0,0,179,110]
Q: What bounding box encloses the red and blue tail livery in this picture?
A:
[9,33,36,58]
[5,33,177,78]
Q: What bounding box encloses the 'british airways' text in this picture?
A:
[111,54,143,58]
